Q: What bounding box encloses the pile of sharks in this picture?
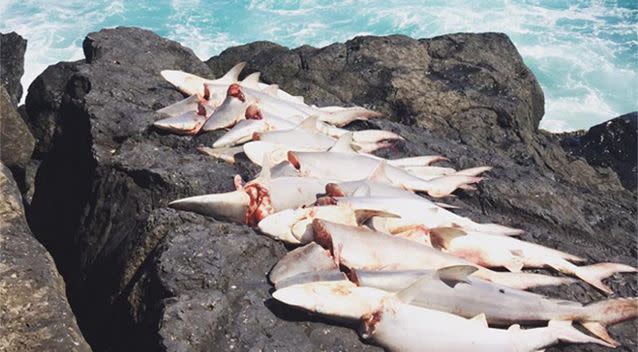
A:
[155,63,637,351]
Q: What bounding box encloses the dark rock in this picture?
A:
[0,162,90,351]
[26,27,636,352]
[560,112,637,191]
[0,86,35,171]
[24,61,81,158]
[0,32,27,104]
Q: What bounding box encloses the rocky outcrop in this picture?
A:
[0,32,27,104]
[0,86,35,171]
[561,112,637,191]
[0,162,90,352]
[24,27,636,352]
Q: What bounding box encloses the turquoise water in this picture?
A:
[1,0,636,131]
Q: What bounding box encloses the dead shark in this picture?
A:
[287,147,482,197]
[258,204,397,244]
[349,266,638,347]
[334,195,523,236]
[312,220,572,289]
[426,227,637,294]
[153,102,210,135]
[169,158,328,226]
[272,280,612,351]
[160,62,246,97]
[360,296,613,352]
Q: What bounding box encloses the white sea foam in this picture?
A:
[0,0,635,131]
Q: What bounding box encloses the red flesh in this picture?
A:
[244,183,273,227]
[227,83,246,102]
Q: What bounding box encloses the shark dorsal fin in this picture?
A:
[434,265,477,288]
[470,313,488,328]
[429,227,467,250]
[329,132,355,153]
[298,116,320,132]
[241,71,261,88]
[292,95,305,104]
[258,153,274,181]
[234,174,245,190]
[507,324,521,332]
[217,62,246,83]
[262,84,279,96]
[367,161,392,183]
[394,274,433,304]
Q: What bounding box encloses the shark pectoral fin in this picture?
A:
[470,313,488,328]
[262,84,279,96]
[367,161,393,184]
[291,219,314,244]
[504,257,525,273]
[429,227,467,250]
[328,132,356,153]
[298,116,320,131]
[394,274,434,304]
[241,71,261,88]
[353,209,401,223]
[197,146,243,164]
[581,322,621,347]
[435,265,478,288]
[217,62,246,83]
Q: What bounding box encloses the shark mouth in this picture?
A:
[244,183,273,227]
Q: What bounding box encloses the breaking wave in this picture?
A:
[1,0,636,131]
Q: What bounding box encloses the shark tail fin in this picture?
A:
[424,175,483,198]
[548,260,637,295]
[581,297,638,347]
[455,166,492,177]
[547,320,615,348]
[320,107,382,127]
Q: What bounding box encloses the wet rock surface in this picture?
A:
[23,27,636,351]
[560,112,637,192]
[0,31,27,104]
[0,162,90,352]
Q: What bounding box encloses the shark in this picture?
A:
[169,157,329,226]
[422,227,637,294]
[153,102,211,135]
[287,147,482,197]
[332,195,523,236]
[348,266,638,347]
[272,279,614,351]
[311,219,573,290]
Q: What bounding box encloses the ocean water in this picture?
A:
[1,0,636,131]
